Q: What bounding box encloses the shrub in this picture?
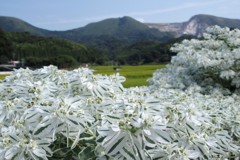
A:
[149,26,240,94]
[0,26,240,159]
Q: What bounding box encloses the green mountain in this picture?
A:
[1,14,240,63]
[0,16,50,36]
[62,16,171,41]
[59,16,173,58]
[0,16,173,58]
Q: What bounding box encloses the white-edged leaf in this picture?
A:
[119,145,135,160]
[102,131,122,147]
[5,147,19,159]
[33,147,47,159]
[150,129,171,144]
[142,133,156,148]
[33,117,57,137]
[105,133,128,156]
[71,129,82,149]
[97,126,111,136]
[188,150,200,159]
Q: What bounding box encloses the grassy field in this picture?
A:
[92,65,165,87]
[0,65,166,87]
[0,75,8,80]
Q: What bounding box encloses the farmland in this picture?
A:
[0,74,8,80]
[91,65,165,87]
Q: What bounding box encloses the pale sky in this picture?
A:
[1,0,239,31]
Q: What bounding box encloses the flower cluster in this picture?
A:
[0,66,125,159]
[1,26,240,160]
[149,26,240,94]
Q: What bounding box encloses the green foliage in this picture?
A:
[53,55,78,68]
[117,36,195,65]
[0,55,9,64]
[0,29,13,63]
[25,55,78,68]
[5,32,105,68]
[117,40,170,64]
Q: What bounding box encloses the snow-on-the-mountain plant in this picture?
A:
[0,26,240,160]
[149,25,240,94]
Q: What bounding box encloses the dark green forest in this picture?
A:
[0,29,105,68]
[116,35,195,65]
[0,29,13,64]
[0,28,195,68]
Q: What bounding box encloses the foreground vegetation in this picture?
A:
[0,26,240,159]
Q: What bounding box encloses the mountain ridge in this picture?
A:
[145,14,240,37]
[1,14,240,39]
[0,16,50,36]
[0,14,240,57]
[60,16,172,42]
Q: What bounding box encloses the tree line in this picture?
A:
[0,29,106,68]
[0,29,195,68]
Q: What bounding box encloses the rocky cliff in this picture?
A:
[145,14,240,37]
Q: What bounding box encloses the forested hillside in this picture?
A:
[0,28,195,67]
[0,29,13,63]
[0,29,105,68]
[1,15,239,66]
[0,16,174,59]
[117,35,195,65]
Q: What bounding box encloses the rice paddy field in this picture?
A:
[91,65,165,87]
[0,65,166,87]
[0,75,8,80]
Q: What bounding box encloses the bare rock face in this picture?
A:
[182,17,209,37]
[146,23,184,37]
[145,14,240,38]
[145,17,204,38]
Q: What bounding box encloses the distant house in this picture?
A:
[82,64,89,68]
[0,60,20,71]
[10,60,20,66]
[113,67,121,71]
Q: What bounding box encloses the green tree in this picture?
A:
[0,29,13,63]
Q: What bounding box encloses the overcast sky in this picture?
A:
[1,0,239,31]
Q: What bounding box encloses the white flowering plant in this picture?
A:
[0,26,240,160]
[149,26,240,94]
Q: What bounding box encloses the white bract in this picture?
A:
[1,26,240,159]
[149,26,240,93]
